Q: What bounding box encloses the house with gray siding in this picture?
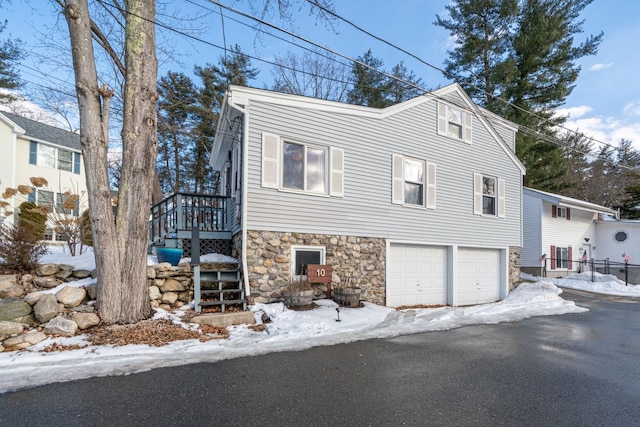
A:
[521,188,616,277]
[210,83,525,307]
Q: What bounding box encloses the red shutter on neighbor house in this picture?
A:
[566,208,571,220]
[552,205,557,218]
[568,247,573,269]
[550,245,556,270]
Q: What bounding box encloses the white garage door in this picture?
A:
[458,248,501,305]
[388,244,448,307]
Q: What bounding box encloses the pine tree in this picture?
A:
[435,0,603,191]
[157,71,198,194]
[347,49,388,108]
[192,46,258,194]
[0,16,23,104]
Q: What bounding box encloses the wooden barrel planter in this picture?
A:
[333,288,361,308]
[282,289,314,309]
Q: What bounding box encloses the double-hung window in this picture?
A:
[473,173,505,218]
[392,154,436,209]
[262,133,344,197]
[29,141,81,174]
[283,141,327,193]
[550,245,572,270]
[437,101,472,143]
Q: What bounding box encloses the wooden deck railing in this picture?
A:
[149,193,229,245]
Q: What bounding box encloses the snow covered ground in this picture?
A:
[0,247,637,393]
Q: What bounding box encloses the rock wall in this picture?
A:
[244,231,386,305]
[0,262,236,352]
[509,246,521,289]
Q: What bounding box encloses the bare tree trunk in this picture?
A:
[63,0,123,322]
[116,0,157,323]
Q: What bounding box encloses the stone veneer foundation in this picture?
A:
[240,231,386,305]
[237,230,521,305]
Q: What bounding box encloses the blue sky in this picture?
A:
[3,1,640,150]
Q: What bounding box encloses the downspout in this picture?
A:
[229,99,251,299]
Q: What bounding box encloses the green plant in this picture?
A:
[17,201,47,241]
[0,222,49,272]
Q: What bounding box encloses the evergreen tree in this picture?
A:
[192,46,258,194]
[347,49,388,108]
[0,15,23,104]
[386,61,425,104]
[347,49,424,108]
[435,0,603,192]
[157,71,198,194]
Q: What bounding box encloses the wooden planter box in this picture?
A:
[333,288,361,308]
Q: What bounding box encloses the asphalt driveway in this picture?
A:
[0,288,639,426]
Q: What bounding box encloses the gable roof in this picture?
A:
[524,187,617,215]
[217,83,525,173]
[0,111,81,151]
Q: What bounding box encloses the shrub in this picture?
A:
[0,222,49,272]
[17,201,47,241]
[79,209,93,246]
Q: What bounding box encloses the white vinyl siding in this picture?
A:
[437,101,472,143]
[243,86,522,249]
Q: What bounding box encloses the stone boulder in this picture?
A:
[0,321,24,341]
[148,286,161,301]
[34,294,60,323]
[71,312,100,330]
[54,270,74,281]
[43,316,78,337]
[71,270,92,279]
[0,285,25,299]
[160,279,185,293]
[86,285,97,300]
[32,276,59,289]
[3,331,47,351]
[0,298,32,322]
[0,274,18,290]
[23,291,45,306]
[56,286,86,308]
[13,315,37,327]
[35,264,60,276]
[161,292,178,304]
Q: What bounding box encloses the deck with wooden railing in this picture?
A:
[149,193,231,247]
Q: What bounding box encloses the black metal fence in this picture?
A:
[541,257,640,286]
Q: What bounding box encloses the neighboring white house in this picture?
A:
[0,111,88,240]
[521,187,616,277]
[210,83,525,307]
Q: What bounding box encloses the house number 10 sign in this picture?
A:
[307,264,333,283]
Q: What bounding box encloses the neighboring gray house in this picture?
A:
[210,83,525,307]
[521,188,616,277]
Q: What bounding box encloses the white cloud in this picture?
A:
[563,115,640,148]
[589,62,614,71]
[623,100,640,117]
[556,105,593,119]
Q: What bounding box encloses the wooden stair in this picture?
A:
[194,269,247,313]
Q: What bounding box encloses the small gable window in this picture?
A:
[552,205,571,220]
[437,101,472,143]
[615,231,628,242]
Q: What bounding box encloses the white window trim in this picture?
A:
[437,101,472,143]
[261,132,344,198]
[557,206,567,219]
[291,245,326,280]
[473,173,505,218]
[556,246,570,269]
[392,154,436,209]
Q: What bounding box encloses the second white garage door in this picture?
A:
[457,248,501,305]
[388,244,448,307]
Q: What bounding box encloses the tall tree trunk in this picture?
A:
[116,0,157,323]
[63,0,123,322]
